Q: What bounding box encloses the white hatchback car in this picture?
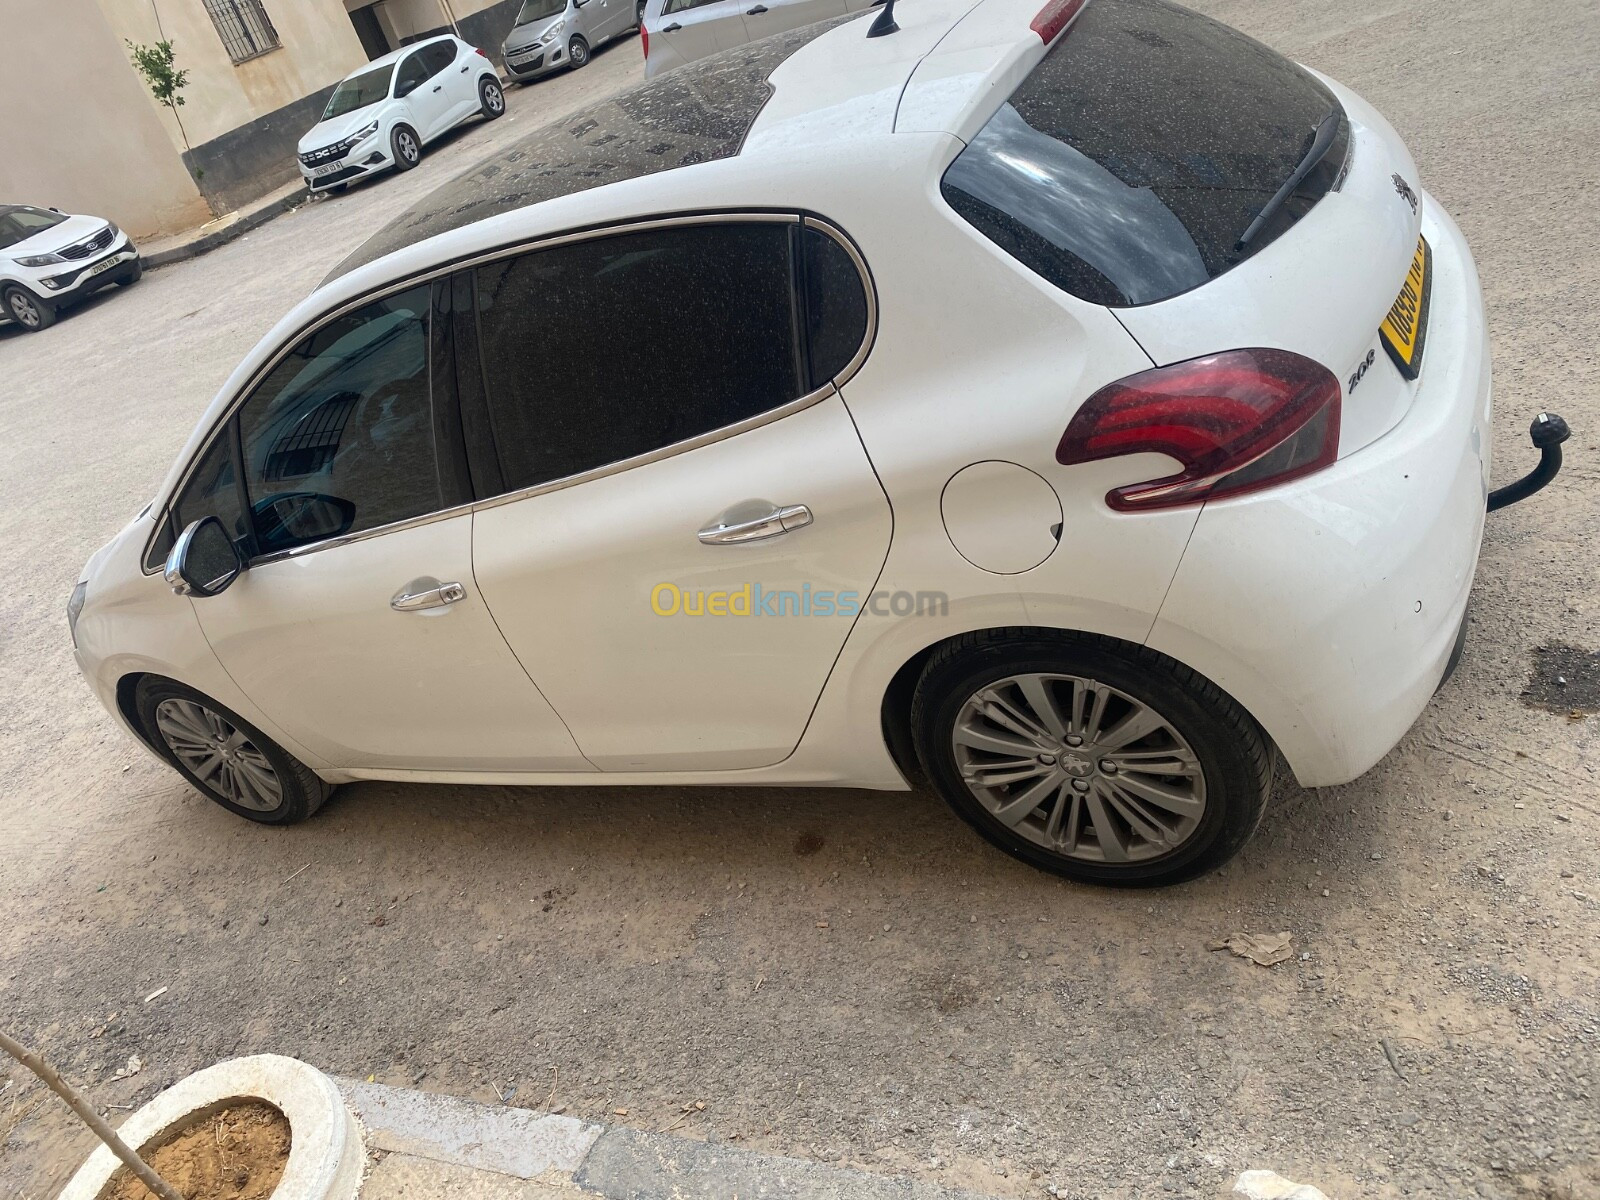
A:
[1,204,141,332]
[297,36,505,193]
[73,0,1564,886]
[640,0,874,76]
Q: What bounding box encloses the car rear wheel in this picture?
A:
[912,631,1272,887]
[136,677,332,825]
[479,76,505,118]
[568,35,590,68]
[3,286,54,332]
[391,124,421,171]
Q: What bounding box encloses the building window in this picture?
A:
[203,0,281,64]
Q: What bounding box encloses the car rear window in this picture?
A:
[941,0,1350,307]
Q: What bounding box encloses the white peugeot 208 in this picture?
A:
[70,0,1566,886]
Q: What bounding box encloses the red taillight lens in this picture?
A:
[475,46,489,57]
[1031,0,1086,43]
[1057,348,1342,511]
[641,23,649,57]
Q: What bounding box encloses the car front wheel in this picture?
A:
[479,76,505,118]
[568,35,590,68]
[912,631,1271,887]
[136,677,332,825]
[391,124,422,171]
[3,285,55,332]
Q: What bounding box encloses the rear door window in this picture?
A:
[471,222,804,493]
[941,0,1350,307]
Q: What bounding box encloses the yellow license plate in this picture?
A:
[1380,236,1432,380]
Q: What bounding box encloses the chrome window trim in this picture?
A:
[142,210,877,573]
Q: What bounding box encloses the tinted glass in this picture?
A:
[324,64,394,118]
[395,52,429,94]
[475,223,801,492]
[238,286,440,556]
[173,430,248,548]
[803,227,868,385]
[422,40,457,74]
[941,0,1349,306]
[516,0,565,23]
[663,0,723,13]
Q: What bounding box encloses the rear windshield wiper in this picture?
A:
[1237,108,1344,250]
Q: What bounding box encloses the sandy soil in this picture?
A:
[104,1102,288,1200]
[2,5,1597,1199]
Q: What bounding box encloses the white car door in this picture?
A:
[466,219,892,771]
[180,284,594,773]
[653,0,749,67]
[737,0,847,41]
[394,47,454,140]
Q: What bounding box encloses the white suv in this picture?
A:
[1,205,141,332]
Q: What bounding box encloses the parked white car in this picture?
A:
[297,36,505,193]
[640,0,875,76]
[1,204,140,332]
[72,0,1564,886]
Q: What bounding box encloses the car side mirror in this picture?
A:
[164,517,243,598]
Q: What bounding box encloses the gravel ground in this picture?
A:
[2,4,1597,1198]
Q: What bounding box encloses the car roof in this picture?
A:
[347,34,456,74]
[323,0,1043,284]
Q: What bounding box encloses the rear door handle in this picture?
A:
[391,580,466,611]
[662,21,681,30]
[698,504,812,545]
[747,4,768,11]
[432,84,443,91]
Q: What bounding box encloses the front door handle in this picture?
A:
[391,580,466,611]
[747,4,768,11]
[662,21,682,30]
[698,504,812,545]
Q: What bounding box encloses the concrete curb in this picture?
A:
[144,187,309,270]
[338,1079,1002,1200]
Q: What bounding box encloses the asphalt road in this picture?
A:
[3,5,1597,1198]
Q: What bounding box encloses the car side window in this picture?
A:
[661,0,722,14]
[422,40,458,75]
[472,222,802,493]
[802,226,869,385]
[395,51,429,95]
[236,286,442,557]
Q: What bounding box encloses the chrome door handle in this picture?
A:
[391,581,466,611]
[698,504,812,545]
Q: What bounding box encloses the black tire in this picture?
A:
[567,35,590,68]
[120,259,143,286]
[911,630,1272,887]
[634,0,645,26]
[135,677,333,826]
[391,123,422,171]
[4,285,55,332]
[478,76,506,118]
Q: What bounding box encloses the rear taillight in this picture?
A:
[1057,348,1341,511]
[641,23,649,57]
[475,46,490,57]
[1031,0,1086,43]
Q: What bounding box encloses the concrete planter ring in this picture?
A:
[59,1054,364,1200]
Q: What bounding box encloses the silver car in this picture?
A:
[502,0,642,80]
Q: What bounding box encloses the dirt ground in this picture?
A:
[2,4,1597,1198]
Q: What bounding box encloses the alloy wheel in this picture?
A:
[8,292,41,328]
[486,83,504,113]
[155,698,283,813]
[950,672,1207,864]
[398,131,419,163]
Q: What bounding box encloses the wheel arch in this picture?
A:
[877,625,1278,784]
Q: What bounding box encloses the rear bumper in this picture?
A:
[1147,192,1492,788]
